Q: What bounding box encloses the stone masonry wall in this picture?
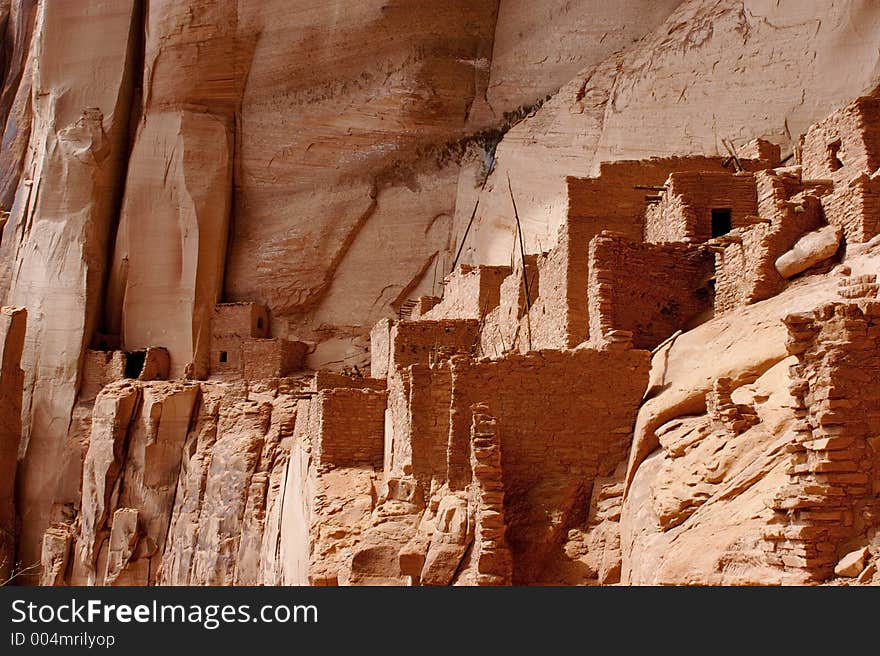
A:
[801,94,880,183]
[567,158,751,243]
[389,319,480,372]
[587,232,713,349]
[480,261,537,358]
[766,297,880,581]
[527,218,590,350]
[644,171,758,244]
[714,170,825,314]
[801,93,880,244]
[468,405,513,586]
[409,364,453,490]
[241,339,308,379]
[316,388,388,469]
[820,175,880,244]
[448,347,650,582]
[423,265,511,321]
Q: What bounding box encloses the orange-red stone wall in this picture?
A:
[587,233,713,349]
[317,388,388,469]
[447,348,650,582]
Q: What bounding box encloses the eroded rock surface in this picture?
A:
[1,1,880,586]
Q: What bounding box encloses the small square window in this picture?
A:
[219,351,228,363]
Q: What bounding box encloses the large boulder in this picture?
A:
[775,225,842,279]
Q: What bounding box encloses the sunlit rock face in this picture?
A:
[1,0,879,586]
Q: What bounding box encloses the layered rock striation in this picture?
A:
[1,0,879,585]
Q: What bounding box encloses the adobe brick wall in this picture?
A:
[644,171,758,244]
[588,232,714,349]
[447,347,650,582]
[316,388,388,469]
[768,299,880,580]
[423,265,511,321]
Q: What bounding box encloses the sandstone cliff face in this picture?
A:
[1,0,138,578]
[460,0,880,264]
[1,1,879,586]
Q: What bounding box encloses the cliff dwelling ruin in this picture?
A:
[0,0,879,588]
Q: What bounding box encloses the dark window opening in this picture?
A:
[827,139,843,171]
[124,351,146,379]
[257,317,263,330]
[711,208,733,238]
[219,351,228,363]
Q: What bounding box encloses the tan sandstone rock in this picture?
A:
[2,1,880,590]
[835,547,869,578]
[775,225,843,278]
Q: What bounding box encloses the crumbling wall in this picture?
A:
[819,175,880,244]
[800,93,880,244]
[587,232,713,349]
[383,362,451,488]
[527,219,589,350]
[644,171,757,244]
[369,318,393,379]
[312,371,385,392]
[801,94,879,183]
[767,297,880,581]
[448,347,650,582]
[481,261,536,358]
[714,171,825,314]
[389,319,480,372]
[423,265,511,321]
[468,405,513,586]
[567,157,765,246]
